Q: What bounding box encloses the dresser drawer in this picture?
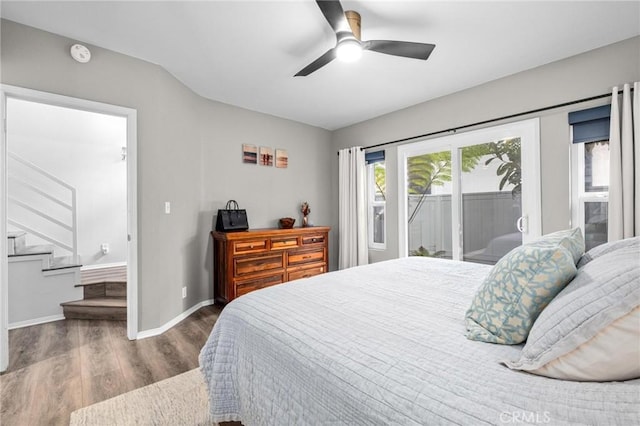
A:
[301,234,326,246]
[288,249,325,266]
[233,239,268,255]
[271,237,299,250]
[236,274,284,296]
[288,264,325,281]
[234,253,284,276]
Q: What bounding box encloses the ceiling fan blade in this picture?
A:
[364,40,436,60]
[294,48,337,77]
[315,0,351,34]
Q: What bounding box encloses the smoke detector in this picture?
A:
[70,44,91,63]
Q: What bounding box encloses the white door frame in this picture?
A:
[397,118,541,258]
[0,85,138,371]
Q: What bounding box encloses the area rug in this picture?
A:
[69,369,214,425]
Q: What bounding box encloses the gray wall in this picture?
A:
[1,20,333,331]
[3,18,639,329]
[331,36,640,263]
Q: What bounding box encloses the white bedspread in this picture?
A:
[199,257,640,425]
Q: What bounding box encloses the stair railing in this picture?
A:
[7,152,78,261]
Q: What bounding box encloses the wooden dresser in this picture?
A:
[211,226,330,304]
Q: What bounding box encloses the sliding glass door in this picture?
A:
[398,119,540,265]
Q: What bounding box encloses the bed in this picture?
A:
[199,256,639,425]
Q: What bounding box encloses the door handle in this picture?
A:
[516,216,527,233]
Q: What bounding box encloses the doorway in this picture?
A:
[397,118,541,263]
[0,85,138,371]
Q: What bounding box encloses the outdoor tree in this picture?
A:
[373,163,386,201]
[406,138,521,225]
[407,144,491,224]
[484,138,521,196]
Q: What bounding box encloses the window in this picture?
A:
[366,151,386,249]
[569,105,611,251]
[398,119,541,264]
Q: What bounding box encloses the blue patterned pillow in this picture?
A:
[533,227,585,264]
[465,231,581,344]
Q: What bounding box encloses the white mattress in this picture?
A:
[199,257,640,425]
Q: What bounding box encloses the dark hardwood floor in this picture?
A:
[0,305,221,426]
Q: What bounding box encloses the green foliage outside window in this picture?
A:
[373,162,386,201]
[404,138,521,225]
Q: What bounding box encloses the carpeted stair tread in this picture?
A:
[75,279,127,287]
[43,256,82,271]
[9,244,54,257]
[61,296,127,320]
[61,297,126,308]
[7,231,26,238]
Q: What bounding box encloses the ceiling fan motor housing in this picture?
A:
[345,10,361,40]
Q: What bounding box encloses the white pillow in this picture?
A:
[577,236,640,268]
[530,307,640,381]
[504,242,640,381]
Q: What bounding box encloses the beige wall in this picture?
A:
[331,36,640,262]
[1,20,333,331]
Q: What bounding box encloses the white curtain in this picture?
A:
[338,147,368,269]
[608,82,639,240]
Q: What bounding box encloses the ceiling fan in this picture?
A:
[295,0,436,77]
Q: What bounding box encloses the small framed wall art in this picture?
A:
[259,146,274,166]
[242,144,257,164]
[275,149,288,168]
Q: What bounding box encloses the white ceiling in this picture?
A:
[2,1,639,130]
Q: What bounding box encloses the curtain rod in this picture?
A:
[336,87,633,154]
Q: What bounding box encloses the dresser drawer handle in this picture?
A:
[250,244,254,249]
[302,255,311,259]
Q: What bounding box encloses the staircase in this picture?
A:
[8,151,78,262]
[8,231,127,325]
[61,280,127,321]
[7,231,83,328]
[8,151,127,324]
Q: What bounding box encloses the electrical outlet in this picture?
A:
[182,286,187,299]
[165,202,171,214]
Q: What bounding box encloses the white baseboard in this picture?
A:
[136,299,214,340]
[9,314,65,330]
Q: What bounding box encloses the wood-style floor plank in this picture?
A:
[29,361,83,426]
[7,322,46,371]
[82,370,128,406]
[107,321,157,392]
[0,305,220,426]
[0,363,39,426]
[78,319,121,380]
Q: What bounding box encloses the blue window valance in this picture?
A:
[568,104,611,144]
[365,150,385,164]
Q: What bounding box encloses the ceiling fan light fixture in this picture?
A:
[336,38,362,63]
[294,0,435,76]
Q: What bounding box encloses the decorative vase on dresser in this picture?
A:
[211,226,330,304]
